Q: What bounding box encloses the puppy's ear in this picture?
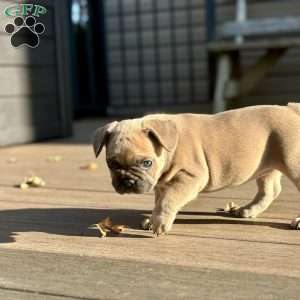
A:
[142,119,178,152]
[93,121,118,158]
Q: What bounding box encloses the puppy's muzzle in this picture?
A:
[112,170,153,194]
[122,178,136,188]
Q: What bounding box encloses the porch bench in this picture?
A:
[206,0,300,112]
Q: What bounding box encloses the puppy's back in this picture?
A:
[288,102,300,116]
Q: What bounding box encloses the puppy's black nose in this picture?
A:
[123,178,136,188]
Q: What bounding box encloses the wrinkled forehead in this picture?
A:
[106,120,154,160]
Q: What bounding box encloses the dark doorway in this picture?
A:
[71,0,109,118]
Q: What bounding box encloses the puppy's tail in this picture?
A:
[288,102,300,116]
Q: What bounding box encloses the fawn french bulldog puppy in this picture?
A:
[93,103,300,235]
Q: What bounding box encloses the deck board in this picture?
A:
[1,248,300,300]
[0,119,299,299]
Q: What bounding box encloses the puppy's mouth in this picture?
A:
[111,170,154,194]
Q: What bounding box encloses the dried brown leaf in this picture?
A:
[99,217,112,229]
[96,217,125,235]
[95,223,107,238]
[111,225,125,234]
[80,162,98,171]
[7,157,17,164]
[47,156,63,162]
[18,176,46,189]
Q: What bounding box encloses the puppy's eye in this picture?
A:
[141,159,152,169]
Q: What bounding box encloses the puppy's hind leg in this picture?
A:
[287,178,300,230]
[234,170,282,218]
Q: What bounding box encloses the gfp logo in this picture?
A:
[4,4,47,17]
[4,4,47,48]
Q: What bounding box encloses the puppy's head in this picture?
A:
[93,118,178,194]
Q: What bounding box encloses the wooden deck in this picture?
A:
[0,120,299,300]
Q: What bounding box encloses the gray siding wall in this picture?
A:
[216,0,300,106]
[104,0,210,113]
[0,0,72,146]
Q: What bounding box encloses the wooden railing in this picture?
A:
[205,0,300,112]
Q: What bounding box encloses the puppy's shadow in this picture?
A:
[0,208,152,243]
[176,211,291,230]
[0,208,290,243]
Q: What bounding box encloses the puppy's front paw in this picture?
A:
[151,212,176,236]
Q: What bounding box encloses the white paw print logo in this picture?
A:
[5,16,45,48]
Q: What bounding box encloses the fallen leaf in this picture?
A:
[80,162,98,171]
[218,201,240,213]
[225,201,239,212]
[18,176,46,189]
[19,183,29,189]
[99,217,113,229]
[141,218,152,230]
[31,176,46,187]
[95,223,107,238]
[7,157,17,164]
[93,217,125,237]
[111,225,125,234]
[47,156,63,162]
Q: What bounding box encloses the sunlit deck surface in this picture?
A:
[0,120,299,300]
